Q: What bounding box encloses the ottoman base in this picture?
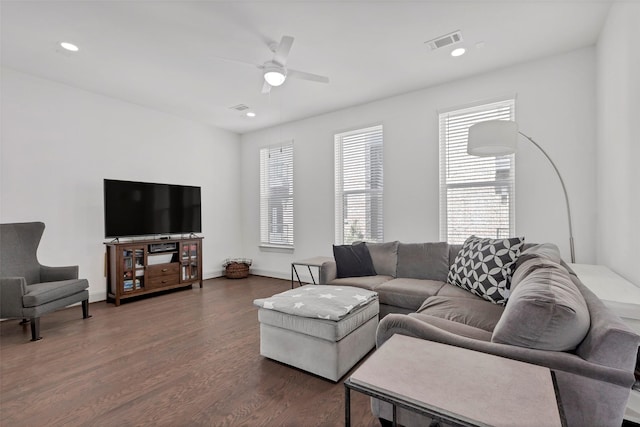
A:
[258,300,379,381]
[260,315,377,381]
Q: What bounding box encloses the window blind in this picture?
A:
[260,141,294,247]
[335,125,383,245]
[439,100,515,244]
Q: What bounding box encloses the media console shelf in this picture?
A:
[105,237,203,306]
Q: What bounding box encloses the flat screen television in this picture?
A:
[104,179,202,238]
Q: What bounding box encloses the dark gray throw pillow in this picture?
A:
[333,242,376,278]
[447,235,525,305]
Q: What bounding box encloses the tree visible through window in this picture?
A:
[439,100,515,243]
[335,125,383,245]
[260,142,294,247]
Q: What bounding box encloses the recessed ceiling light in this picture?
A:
[451,47,466,57]
[246,112,256,118]
[60,42,79,52]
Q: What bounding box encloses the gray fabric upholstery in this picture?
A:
[434,282,483,299]
[575,276,640,371]
[326,274,392,290]
[515,242,562,268]
[23,279,90,307]
[417,295,504,332]
[0,222,43,285]
[0,222,90,341]
[396,242,449,281]
[492,260,590,351]
[408,313,493,341]
[364,241,399,277]
[374,278,444,310]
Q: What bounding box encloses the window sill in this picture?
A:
[259,244,294,254]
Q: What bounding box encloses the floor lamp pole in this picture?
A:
[519,131,576,263]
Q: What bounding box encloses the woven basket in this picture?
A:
[225,262,250,279]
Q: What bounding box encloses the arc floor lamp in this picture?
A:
[467,120,575,263]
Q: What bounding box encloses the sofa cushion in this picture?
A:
[435,283,483,299]
[23,279,89,307]
[447,235,525,305]
[327,275,393,291]
[375,278,445,311]
[416,296,504,332]
[396,242,450,281]
[364,241,399,277]
[491,260,590,351]
[408,313,493,342]
[333,242,376,278]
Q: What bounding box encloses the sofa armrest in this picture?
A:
[319,260,337,285]
[40,265,79,282]
[377,313,636,388]
[0,277,28,317]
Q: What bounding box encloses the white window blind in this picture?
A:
[335,125,383,245]
[260,141,294,247]
[439,100,515,244]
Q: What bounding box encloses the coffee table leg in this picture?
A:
[392,403,397,427]
[345,384,351,427]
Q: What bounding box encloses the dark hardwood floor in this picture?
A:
[1,276,380,426]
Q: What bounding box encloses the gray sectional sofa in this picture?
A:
[319,240,640,427]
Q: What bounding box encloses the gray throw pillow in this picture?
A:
[492,260,590,351]
[447,235,525,305]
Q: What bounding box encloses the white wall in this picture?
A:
[0,68,243,301]
[240,48,598,279]
[596,2,640,285]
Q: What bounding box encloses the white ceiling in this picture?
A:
[1,0,612,134]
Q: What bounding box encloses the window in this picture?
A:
[260,141,294,247]
[335,125,383,245]
[439,99,515,244]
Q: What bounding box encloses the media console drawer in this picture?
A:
[147,263,180,278]
[147,273,181,289]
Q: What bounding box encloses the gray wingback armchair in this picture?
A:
[0,222,90,341]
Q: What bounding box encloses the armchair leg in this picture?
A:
[82,299,92,319]
[30,317,42,341]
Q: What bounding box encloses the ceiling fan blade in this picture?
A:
[288,69,330,84]
[273,36,294,66]
[261,80,272,94]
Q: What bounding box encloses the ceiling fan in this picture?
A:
[220,36,330,94]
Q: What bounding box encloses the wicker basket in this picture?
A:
[225,262,250,279]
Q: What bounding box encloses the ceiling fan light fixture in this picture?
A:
[263,64,286,87]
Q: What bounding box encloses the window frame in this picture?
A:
[334,124,384,245]
[259,140,294,249]
[438,99,516,243]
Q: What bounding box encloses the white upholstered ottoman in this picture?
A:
[254,285,379,382]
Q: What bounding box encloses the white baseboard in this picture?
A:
[249,268,291,281]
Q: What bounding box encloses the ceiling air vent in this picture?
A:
[229,104,249,111]
[425,30,463,50]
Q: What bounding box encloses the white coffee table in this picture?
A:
[345,334,565,427]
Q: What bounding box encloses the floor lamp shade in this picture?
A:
[466,119,576,263]
[467,120,518,156]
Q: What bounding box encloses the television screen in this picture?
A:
[104,179,202,238]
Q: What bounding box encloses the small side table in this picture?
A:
[345,335,565,427]
[291,256,333,288]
